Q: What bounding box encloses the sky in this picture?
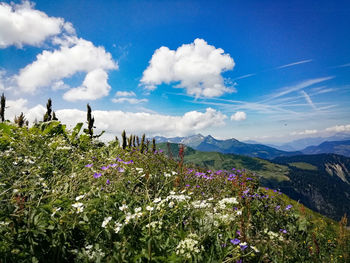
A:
[0,0,350,143]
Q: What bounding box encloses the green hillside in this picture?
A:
[0,123,349,262]
[158,143,350,222]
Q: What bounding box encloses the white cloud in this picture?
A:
[55,107,227,137]
[16,38,117,99]
[0,1,68,48]
[230,111,246,121]
[63,68,111,101]
[52,80,70,91]
[5,98,45,122]
[290,129,318,136]
[140,38,235,98]
[111,98,148,104]
[326,124,350,133]
[276,59,312,69]
[115,91,136,97]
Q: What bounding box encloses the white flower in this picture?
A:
[251,246,259,253]
[75,194,85,201]
[114,222,123,233]
[153,197,162,203]
[236,210,242,216]
[171,171,178,175]
[72,202,84,213]
[135,207,142,213]
[146,206,154,211]
[119,204,128,211]
[170,191,176,195]
[168,201,175,208]
[102,216,112,228]
[164,173,171,177]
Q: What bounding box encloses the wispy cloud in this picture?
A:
[232,73,256,81]
[276,59,313,69]
[261,76,334,102]
[331,62,350,68]
[111,98,148,104]
[300,90,316,109]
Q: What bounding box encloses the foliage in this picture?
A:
[0,123,349,262]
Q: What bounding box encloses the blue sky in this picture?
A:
[0,0,349,143]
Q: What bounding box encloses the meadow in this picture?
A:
[0,119,349,262]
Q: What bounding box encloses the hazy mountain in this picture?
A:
[274,133,350,151]
[154,134,301,160]
[157,142,350,221]
[302,140,350,157]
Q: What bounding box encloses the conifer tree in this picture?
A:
[128,135,133,148]
[14,112,26,127]
[136,136,140,147]
[140,134,146,153]
[146,139,150,152]
[115,136,119,147]
[122,130,127,149]
[86,104,95,138]
[43,98,53,122]
[52,111,58,120]
[0,93,5,122]
[152,138,156,153]
[133,135,136,147]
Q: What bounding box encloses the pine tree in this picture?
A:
[86,104,95,138]
[115,136,119,147]
[122,130,127,149]
[140,134,146,153]
[152,138,156,153]
[0,93,5,122]
[128,135,133,148]
[43,98,52,122]
[52,111,58,120]
[136,136,140,147]
[14,112,26,127]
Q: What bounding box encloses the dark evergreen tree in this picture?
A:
[128,135,133,148]
[0,93,5,122]
[146,139,150,152]
[14,112,26,127]
[52,111,58,120]
[133,135,136,147]
[115,136,119,147]
[86,104,95,138]
[140,134,146,153]
[122,130,127,150]
[43,98,52,122]
[152,138,156,153]
[136,136,140,147]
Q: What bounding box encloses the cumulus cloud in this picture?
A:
[111,98,148,104]
[56,107,227,137]
[140,38,235,98]
[0,1,68,48]
[115,91,136,97]
[4,98,45,122]
[231,111,246,121]
[326,124,350,133]
[15,37,117,99]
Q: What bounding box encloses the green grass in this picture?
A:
[288,162,318,171]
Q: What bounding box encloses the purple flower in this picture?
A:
[106,179,110,185]
[230,238,240,245]
[279,229,287,234]
[123,160,133,164]
[221,243,227,247]
[236,230,241,236]
[85,164,93,168]
[101,166,108,170]
[93,172,102,178]
[246,177,252,180]
[285,205,293,211]
[118,167,125,173]
[240,244,248,250]
[232,168,236,170]
[275,205,281,211]
[186,184,191,187]
[110,163,118,168]
[236,260,242,263]
[196,185,200,188]
[159,149,164,153]
[243,189,249,195]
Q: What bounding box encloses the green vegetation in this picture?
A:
[288,162,318,171]
[0,120,349,262]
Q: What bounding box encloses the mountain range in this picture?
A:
[154,134,302,160]
[154,133,350,159]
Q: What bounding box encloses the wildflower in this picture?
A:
[279,229,287,234]
[102,216,112,228]
[153,197,162,203]
[231,238,240,245]
[85,164,93,168]
[146,206,154,211]
[285,205,293,210]
[119,204,128,211]
[106,179,110,185]
[236,210,242,216]
[101,166,109,170]
[51,207,61,217]
[135,207,142,213]
[168,201,175,208]
[72,202,84,213]
[93,173,102,178]
[118,167,125,173]
[240,242,248,250]
[75,194,85,201]
[114,222,122,233]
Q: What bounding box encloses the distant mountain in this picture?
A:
[274,133,350,151]
[154,134,301,160]
[157,142,350,221]
[302,140,350,157]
